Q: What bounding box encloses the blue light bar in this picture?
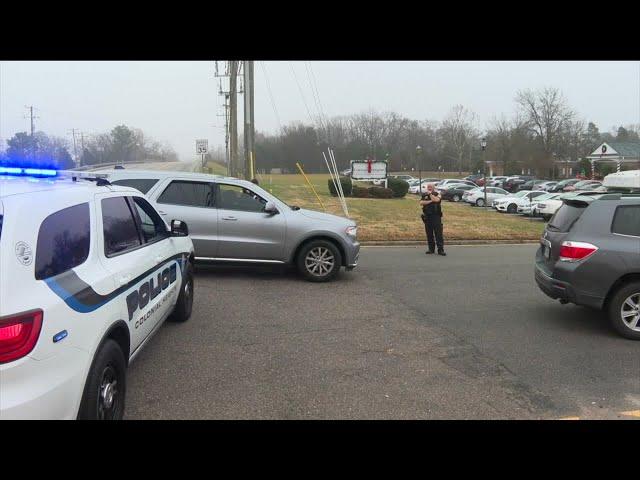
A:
[0,167,23,175]
[0,166,58,177]
[24,168,57,176]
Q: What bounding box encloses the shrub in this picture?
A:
[328,176,352,196]
[352,186,370,198]
[369,186,394,198]
[387,177,410,198]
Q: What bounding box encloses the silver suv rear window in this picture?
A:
[548,204,587,233]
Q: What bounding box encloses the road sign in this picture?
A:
[196,139,208,155]
[350,160,388,180]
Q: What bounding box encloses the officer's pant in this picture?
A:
[424,215,444,252]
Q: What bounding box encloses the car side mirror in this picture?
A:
[170,219,189,236]
[264,201,278,215]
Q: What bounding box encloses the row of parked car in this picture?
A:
[396,173,607,222]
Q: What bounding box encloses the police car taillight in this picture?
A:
[558,241,598,262]
[0,309,43,364]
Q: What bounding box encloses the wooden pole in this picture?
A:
[296,162,326,211]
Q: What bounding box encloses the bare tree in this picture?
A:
[440,105,478,174]
[516,87,575,174]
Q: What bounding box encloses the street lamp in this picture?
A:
[416,145,423,193]
[481,138,487,208]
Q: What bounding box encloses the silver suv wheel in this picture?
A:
[305,247,335,277]
[621,292,640,332]
[297,240,342,282]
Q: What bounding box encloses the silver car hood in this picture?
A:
[297,208,354,226]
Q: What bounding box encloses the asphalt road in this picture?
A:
[125,245,640,419]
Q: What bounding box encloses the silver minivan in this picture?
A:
[101,170,360,282]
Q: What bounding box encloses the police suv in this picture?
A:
[0,167,195,419]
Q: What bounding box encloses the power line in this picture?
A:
[303,62,325,131]
[289,62,316,126]
[305,61,328,131]
[259,61,283,133]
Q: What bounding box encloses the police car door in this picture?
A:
[96,193,174,353]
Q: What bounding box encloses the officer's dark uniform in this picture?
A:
[421,191,445,255]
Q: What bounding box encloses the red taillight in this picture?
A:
[0,309,43,364]
[559,241,598,262]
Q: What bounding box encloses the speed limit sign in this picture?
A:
[196,139,208,155]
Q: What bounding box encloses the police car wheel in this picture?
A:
[297,240,342,282]
[78,339,127,420]
[170,263,194,322]
[608,282,640,340]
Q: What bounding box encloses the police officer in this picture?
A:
[420,183,446,256]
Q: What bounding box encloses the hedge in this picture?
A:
[387,177,410,198]
[328,176,353,197]
[369,186,394,198]
[352,186,370,198]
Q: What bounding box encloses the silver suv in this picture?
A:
[102,170,360,282]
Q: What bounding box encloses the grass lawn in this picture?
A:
[255,173,545,242]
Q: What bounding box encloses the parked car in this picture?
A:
[464,187,510,207]
[503,176,532,193]
[391,174,417,183]
[487,176,508,188]
[519,192,563,216]
[441,184,477,202]
[436,182,470,193]
[516,179,547,192]
[493,190,546,213]
[435,179,478,191]
[548,178,580,192]
[372,174,416,186]
[104,170,360,282]
[408,178,441,194]
[533,181,558,191]
[564,180,602,192]
[535,192,591,221]
[535,171,640,339]
[464,174,484,183]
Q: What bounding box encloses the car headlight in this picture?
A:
[346,226,358,239]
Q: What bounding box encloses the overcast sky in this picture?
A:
[1,61,638,161]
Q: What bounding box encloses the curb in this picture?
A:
[360,239,540,246]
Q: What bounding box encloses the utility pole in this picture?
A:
[215,62,231,172]
[243,61,255,180]
[24,106,40,162]
[68,129,79,167]
[24,106,39,136]
[228,61,239,177]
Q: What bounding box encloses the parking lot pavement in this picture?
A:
[125,245,640,420]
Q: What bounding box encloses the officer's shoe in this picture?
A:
[425,250,435,255]
[438,250,446,256]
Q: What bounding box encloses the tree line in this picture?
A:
[0,125,178,169]
[251,87,639,176]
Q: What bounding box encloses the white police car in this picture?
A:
[0,167,195,419]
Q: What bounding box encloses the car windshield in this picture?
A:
[514,191,530,197]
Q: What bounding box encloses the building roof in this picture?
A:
[589,141,640,159]
[607,142,640,157]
